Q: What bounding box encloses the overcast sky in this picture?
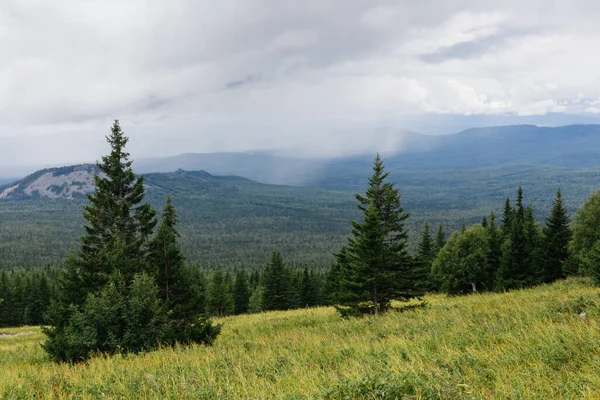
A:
[2,0,600,171]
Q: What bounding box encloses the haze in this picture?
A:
[2,0,600,174]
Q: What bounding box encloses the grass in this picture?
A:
[2,278,600,399]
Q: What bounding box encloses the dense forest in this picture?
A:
[2,165,600,269]
[2,121,600,362]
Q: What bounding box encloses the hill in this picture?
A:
[133,124,600,187]
[1,278,599,398]
[1,163,600,269]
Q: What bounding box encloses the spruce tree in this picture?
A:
[43,121,219,362]
[542,189,572,282]
[262,250,294,311]
[524,204,543,285]
[335,155,422,315]
[299,268,319,307]
[501,197,513,238]
[205,271,234,317]
[487,211,501,289]
[436,225,446,253]
[496,187,528,291]
[233,270,250,315]
[416,221,437,292]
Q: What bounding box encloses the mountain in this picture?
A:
[0,164,99,200]
[133,124,600,187]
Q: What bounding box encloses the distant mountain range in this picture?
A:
[130,124,600,187]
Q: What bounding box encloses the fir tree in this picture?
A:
[262,251,294,311]
[542,189,572,282]
[205,271,234,317]
[436,225,446,253]
[416,221,437,292]
[496,187,528,291]
[335,155,422,316]
[524,204,543,285]
[487,211,501,289]
[233,270,250,315]
[299,268,319,307]
[501,197,513,238]
[43,121,219,362]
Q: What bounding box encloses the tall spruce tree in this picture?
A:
[43,121,219,362]
[335,155,422,315]
[233,270,251,315]
[58,120,157,306]
[262,250,294,311]
[416,221,437,292]
[496,187,528,291]
[524,204,543,285]
[500,197,513,238]
[206,271,234,317]
[299,268,319,307]
[542,189,572,282]
[487,211,501,289]
[436,225,446,252]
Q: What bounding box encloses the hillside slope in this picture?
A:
[2,278,599,398]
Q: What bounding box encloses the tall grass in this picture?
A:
[2,278,600,399]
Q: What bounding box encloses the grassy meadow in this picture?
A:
[2,278,600,399]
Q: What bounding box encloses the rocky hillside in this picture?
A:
[0,164,99,200]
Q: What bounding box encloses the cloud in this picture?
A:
[1,0,600,168]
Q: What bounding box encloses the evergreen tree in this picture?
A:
[233,270,250,315]
[524,204,543,285]
[416,221,437,292]
[58,120,157,306]
[248,285,265,313]
[43,121,219,362]
[335,155,423,316]
[436,225,446,252]
[205,271,234,317]
[542,189,572,282]
[299,268,319,307]
[487,211,501,289]
[262,251,294,311]
[500,197,513,238]
[496,187,528,291]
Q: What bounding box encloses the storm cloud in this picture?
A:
[2,0,600,170]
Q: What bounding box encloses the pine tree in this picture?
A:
[542,189,572,282]
[335,155,422,316]
[262,251,294,311]
[233,270,250,315]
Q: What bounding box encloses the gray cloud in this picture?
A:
[1,0,600,171]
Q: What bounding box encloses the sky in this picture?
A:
[2,0,600,172]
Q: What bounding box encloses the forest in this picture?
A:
[2,120,600,364]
